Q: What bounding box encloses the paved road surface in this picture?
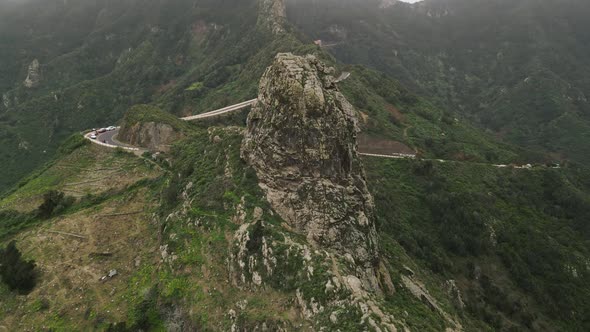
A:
[96,128,119,146]
[181,99,257,121]
[359,152,416,159]
[84,98,259,150]
[85,128,141,152]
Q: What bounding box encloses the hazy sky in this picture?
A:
[399,0,423,3]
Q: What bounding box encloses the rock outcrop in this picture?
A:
[23,59,41,88]
[241,53,386,291]
[257,0,286,34]
[120,122,179,153]
[118,104,186,152]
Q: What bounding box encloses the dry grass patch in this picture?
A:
[0,188,160,330]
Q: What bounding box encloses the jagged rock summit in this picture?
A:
[242,53,386,290]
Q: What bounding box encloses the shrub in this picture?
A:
[0,241,37,294]
[162,176,181,209]
[37,190,75,219]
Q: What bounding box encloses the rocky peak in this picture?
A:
[257,0,287,34]
[23,59,40,88]
[242,53,386,290]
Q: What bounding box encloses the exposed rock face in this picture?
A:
[242,53,383,290]
[23,59,41,88]
[119,122,179,153]
[2,93,9,110]
[258,0,286,34]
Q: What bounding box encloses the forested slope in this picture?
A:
[287,0,590,163]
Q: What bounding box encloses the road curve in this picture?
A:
[84,128,141,152]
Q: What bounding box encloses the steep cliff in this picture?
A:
[242,53,389,291]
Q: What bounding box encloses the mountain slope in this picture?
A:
[286,0,590,163]
[1,0,589,331]
[2,54,589,330]
[0,0,308,193]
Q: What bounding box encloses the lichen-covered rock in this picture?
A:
[241,53,386,291]
[24,59,41,88]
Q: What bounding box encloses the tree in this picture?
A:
[37,190,74,219]
[0,241,37,294]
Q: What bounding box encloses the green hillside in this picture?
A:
[366,157,590,331]
[1,0,589,330]
[286,0,590,163]
[0,0,307,193]
[2,91,589,330]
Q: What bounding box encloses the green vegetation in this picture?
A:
[339,65,522,163]
[287,0,590,163]
[37,190,75,219]
[0,0,293,194]
[119,104,192,134]
[185,82,204,92]
[0,0,589,330]
[366,157,590,331]
[0,241,37,294]
[0,211,35,240]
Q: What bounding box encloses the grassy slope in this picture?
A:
[131,125,451,330]
[0,143,163,330]
[1,117,458,330]
[1,1,588,330]
[338,65,525,164]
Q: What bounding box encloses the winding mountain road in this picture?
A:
[334,72,351,83]
[83,74,546,169]
[85,111,548,169]
[85,97,418,159]
[85,99,259,151]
